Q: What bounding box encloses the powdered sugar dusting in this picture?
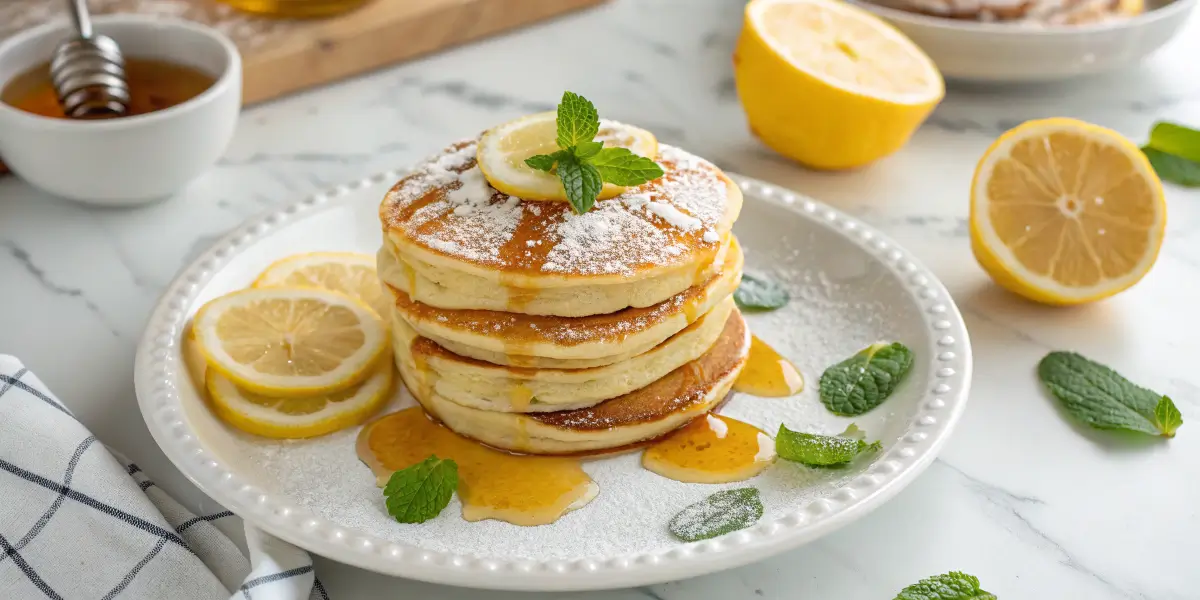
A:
[381,140,733,277]
[198,185,942,564]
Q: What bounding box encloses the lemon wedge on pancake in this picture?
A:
[205,360,392,439]
[735,0,943,169]
[192,287,388,396]
[970,118,1166,305]
[476,111,658,201]
[253,252,388,318]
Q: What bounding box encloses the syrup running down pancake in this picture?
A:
[393,297,737,413]
[384,237,744,369]
[395,309,752,454]
[378,137,743,317]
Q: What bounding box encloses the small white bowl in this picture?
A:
[0,15,241,206]
[851,0,1197,83]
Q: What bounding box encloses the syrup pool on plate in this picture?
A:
[642,414,776,483]
[358,407,597,526]
[733,335,804,397]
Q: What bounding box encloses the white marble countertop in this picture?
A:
[3,1,1200,598]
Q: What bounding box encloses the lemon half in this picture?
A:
[970,118,1166,305]
[735,0,943,170]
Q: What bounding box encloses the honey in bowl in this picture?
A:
[0,57,216,120]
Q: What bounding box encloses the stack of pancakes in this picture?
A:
[377,136,751,454]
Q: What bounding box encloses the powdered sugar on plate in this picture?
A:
[211,193,936,562]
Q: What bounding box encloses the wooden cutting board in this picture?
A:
[0,0,606,105]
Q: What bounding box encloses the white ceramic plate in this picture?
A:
[134,171,972,591]
[850,0,1196,83]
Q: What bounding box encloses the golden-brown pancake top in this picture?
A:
[379,138,739,279]
[530,310,748,431]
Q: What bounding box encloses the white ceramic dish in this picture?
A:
[134,172,972,591]
[0,15,241,206]
[852,0,1196,82]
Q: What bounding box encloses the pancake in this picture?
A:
[377,234,732,318]
[395,309,751,454]
[386,236,743,369]
[393,296,737,413]
[378,138,743,317]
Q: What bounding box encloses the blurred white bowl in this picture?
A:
[0,15,241,206]
[851,0,1197,83]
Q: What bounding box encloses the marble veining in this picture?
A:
[1,1,1198,598]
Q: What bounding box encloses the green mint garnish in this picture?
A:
[894,571,996,600]
[383,455,458,523]
[775,424,881,466]
[734,272,789,311]
[1148,121,1200,163]
[1142,122,1200,187]
[588,147,666,186]
[668,488,763,542]
[524,91,665,214]
[820,342,914,416]
[555,91,599,149]
[1038,351,1182,438]
[1142,147,1200,187]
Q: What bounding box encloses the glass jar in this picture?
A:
[218,0,373,18]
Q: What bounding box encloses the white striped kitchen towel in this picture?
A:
[0,354,327,600]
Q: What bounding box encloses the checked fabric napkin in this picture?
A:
[0,355,328,600]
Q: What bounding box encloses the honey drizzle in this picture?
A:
[733,336,804,397]
[642,414,776,483]
[358,408,595,526]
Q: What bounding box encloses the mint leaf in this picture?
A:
[556,91,599,149]
[383,455,458,523]
[538,91,663,213]
[1148,121,1200,163]
[1154,396,1183,437]
[557,153,602,214]
[734,272,789,310]
[525,153,559,172]
[895,571,995,600]
[1038,351,1182,438]
[1142,146,1200,187]
[668,488,763,542]
[776,425,880,466]
[820,342,914,416]
[588,147,665,186]
[574,140,604,159]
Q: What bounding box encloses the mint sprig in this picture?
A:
[894,571,996,600]
[775,424,881,466]
[1142,121,1200,187]
[820,342,914,416]
[1038,351,1183,438]
[383,455,458,523]
[525,91,665,214]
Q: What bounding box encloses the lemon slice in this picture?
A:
[206,360,393,439]
[252,252,388,318]
[476,111,658,201]
[970,118,1166,305]
[735,0,943,169]
[192,287,388,396]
